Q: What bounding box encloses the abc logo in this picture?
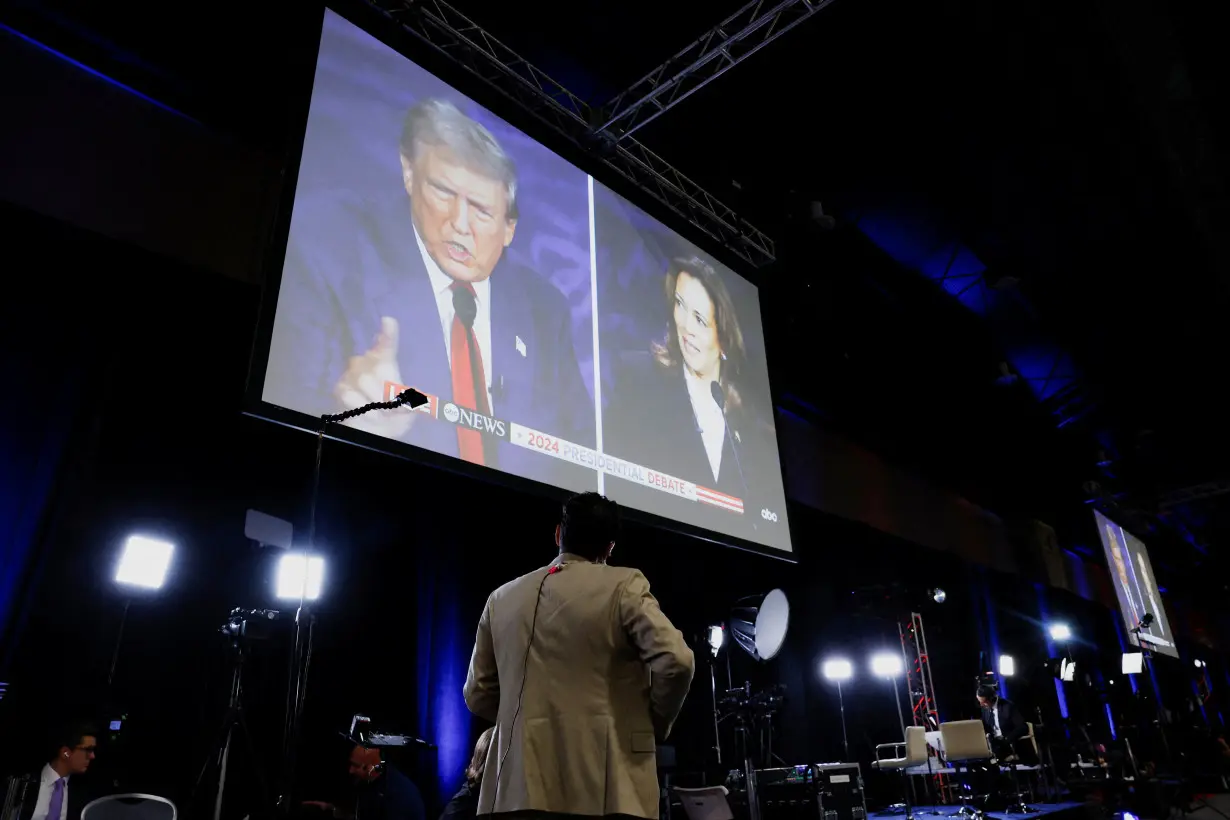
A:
[443,403,460,423]
[760,509,779,522]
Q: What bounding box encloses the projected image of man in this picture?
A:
[1106,526,1144,625]
[266,99,595,488]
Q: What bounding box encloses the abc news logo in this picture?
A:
[760,509,779,523]
[443,403,508,439]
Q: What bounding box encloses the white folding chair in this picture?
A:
[873,725,928,819]
[939,720,993,819]
[673,785,734,820]
[81,794,177,820]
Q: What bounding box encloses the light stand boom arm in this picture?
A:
[277,389,427,813]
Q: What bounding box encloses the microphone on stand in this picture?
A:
[710,381,754,529]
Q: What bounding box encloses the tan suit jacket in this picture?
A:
[463,553,695,819]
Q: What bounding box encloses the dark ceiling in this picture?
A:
[5,0,1228,563]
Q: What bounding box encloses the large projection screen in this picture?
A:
[253,9,793,554]
[1093,510,1177,657]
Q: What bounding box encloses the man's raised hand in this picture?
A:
[334,317,415,438]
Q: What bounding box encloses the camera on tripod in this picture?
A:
[219,607,281,641]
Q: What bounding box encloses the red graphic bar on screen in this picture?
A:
[382,382,438,417]
[695,485,744,514]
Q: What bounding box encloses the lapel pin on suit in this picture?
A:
[515,335,527,357]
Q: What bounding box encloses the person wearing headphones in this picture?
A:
[977,685,1032,762]
[303,744,426,820]
[463,492,694,820]
[21,723,97,820]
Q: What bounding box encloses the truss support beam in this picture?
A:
[900,612,950,802]
[367,0,776,267]
[597,0,837,142]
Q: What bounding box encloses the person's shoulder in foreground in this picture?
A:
[378,763,426,820]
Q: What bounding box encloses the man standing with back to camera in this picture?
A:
[463,493,695,820]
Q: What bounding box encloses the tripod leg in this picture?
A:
[215,723,235,820]
[237,709,273,810]
[192,710,238,805]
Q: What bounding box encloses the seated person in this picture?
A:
[21,722,98,820]
[438,729,493,820]
[304,744,426,820]
[977,685,1034,763]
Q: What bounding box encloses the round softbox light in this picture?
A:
[729,589,790,661]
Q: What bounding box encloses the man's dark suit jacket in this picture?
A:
[356,766,426,820]
[265,193,596,491]
[980,698,1032,759]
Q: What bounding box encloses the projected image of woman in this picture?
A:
[651,256,749,487]
[602,254,781,543]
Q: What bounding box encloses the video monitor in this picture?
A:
[251,9,793,554]
[1093,510,1177,658]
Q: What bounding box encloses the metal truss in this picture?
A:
[596,0,838,142]
[368,0,776,267]
[900,612,951,801]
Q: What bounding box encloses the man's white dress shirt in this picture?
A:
[414,228,494,411]
[30,764,69,820]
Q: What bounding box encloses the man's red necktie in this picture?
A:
[449,282,489,465]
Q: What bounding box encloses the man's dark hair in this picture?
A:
[977,684,999,703]
[559,492,620,560]
[47,722,98,763]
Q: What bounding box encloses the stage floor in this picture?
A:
[868,802,1089,820]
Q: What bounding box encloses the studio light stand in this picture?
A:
[277,388,427,815]
[836,679,850,762]
[724,684,763,820]
[1132,638,1173,768]
[709,651,723,766]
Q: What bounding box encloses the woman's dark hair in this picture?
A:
[652,255,747,414]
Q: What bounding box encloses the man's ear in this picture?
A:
[399,154,414,193]
[603,541,616,564]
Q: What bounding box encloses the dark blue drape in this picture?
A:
[0,218,89,669]
[415,550,473,801]
[0,369,78,664]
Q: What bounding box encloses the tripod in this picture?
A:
[732,715,762,820]
[193,635,270,820]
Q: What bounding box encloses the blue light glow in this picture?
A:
[978,569,1007,699]
[1035,585,1069,720]
[0,23,198,124]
